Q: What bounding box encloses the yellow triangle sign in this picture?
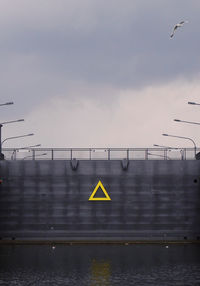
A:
[89,180,111,201]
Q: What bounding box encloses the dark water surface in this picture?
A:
[0,244,200,285]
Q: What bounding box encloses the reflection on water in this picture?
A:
[0,244,200,285]
[91,260,110,286]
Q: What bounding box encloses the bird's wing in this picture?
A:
[170,25,177,37]
[179,21,185,24]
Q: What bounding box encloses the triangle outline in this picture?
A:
[89,180,111,201]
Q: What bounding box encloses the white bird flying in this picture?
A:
[170,20,188,38]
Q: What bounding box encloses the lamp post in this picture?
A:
[147,152,170,160]
[11,144,41,160]
[153,144,185,159]
[153,144,178,149]
[174,119,200,125]
[0,119,24,125]
[0,102,14,107]
[0,119,24,160]
[0,124,3,160]
[17,144,41,150]
[162,133,196,158]
[2,133,34,146]
[23,153,47,160]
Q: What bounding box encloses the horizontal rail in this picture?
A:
[1,147,200,161]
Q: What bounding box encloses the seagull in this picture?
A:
[170,20,188,38]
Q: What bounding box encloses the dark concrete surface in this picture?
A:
[0,160,200,242]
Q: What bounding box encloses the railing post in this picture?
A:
[0,124,4,160]
[145,149,148,160]
[11,149,16,160]
[164,149,167,160]
[181,149,186,160]
[33,149,35,160]
[184,148,187,160]
[127,149,129,160]
[108,149,110,160]
[89,148,91,160]
[70,149,72,160]
[51,149,54,160]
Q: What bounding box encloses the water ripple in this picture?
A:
[0,245,200,285]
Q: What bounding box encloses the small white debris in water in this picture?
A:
[50,226,54,230]
[165,246,169,248]
[125,243,129,246]
[52,246,56,250]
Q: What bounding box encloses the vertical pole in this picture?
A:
[0,124,4,160]
[184,148,187,160]
[145,149,148,160]
[51,149,54,160]
[11,149,16,160]
[33,149,35,160]
[108,149,110,160]
[164,149,167,160]
[180,149,184,160]
[0,124,2,158]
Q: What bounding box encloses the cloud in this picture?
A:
[0,0,200,150]
[2,76,200,149]
[0,0,199,102]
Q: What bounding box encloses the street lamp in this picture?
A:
[162,133,196,158]
[0,119,25,160]
[0,119,24,125]
[153,144,178,149]
[11,144,41,160]
[188,101,200,106]
[23,153,47,160]
[153,144,179,158]
[147,152,170,160]
[174,119,200,125]
[0,102,14,107]
[17,144,41,150]
[2,133,34,146]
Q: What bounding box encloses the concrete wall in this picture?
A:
[0,160,200,242]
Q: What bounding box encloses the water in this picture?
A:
[0,244,200,285]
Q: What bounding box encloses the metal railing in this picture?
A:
[1,147,200,161]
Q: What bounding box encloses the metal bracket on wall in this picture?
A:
[121,158,129,170]
[70,158,79,171]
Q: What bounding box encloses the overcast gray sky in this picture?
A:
[0,0,200,148]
